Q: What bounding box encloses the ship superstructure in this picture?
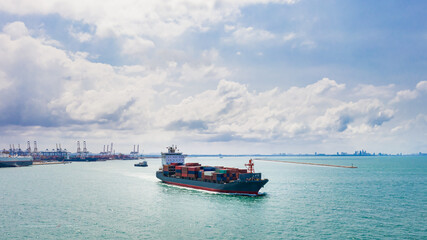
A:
[161,145,185,165]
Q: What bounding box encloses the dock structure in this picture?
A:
[254,159,357,168]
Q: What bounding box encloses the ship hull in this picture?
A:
[0,159,33,168]
[156,171,268,195]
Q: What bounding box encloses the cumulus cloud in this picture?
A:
[155,77,397,142]
[392,80,427,103]
[0,21,233,132]
[0,20,423,152]
[2,21,29,39]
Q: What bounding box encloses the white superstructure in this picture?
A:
[161,145,185,165]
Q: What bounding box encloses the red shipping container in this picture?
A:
[185,163,201,166]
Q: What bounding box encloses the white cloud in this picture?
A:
[226,26,275,44]
[0,71,12,91]
[224,25,236,32]
[416,81,427,92]
[393,89,418,103]
[0,22,162,129]
[2,21,29,40]
[121,37,155,57]
[68,26,92,42]
[179,64,230,82]
[0,22,423,153]
[391,81,427,103]
[0,0,297,41]
[283,32,296,41]
[352,84,395,99]
[155,78,397,142]
[0,22,234,133]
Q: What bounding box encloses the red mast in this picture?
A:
[245,159,255,173]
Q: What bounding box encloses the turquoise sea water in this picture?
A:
[1,156,426,239]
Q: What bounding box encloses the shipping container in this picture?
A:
[203,167,216,171]
[185,163,201,166]
[204,171,214,176]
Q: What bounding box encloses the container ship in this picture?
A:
[0,153,33,167]
[156,146,268,195]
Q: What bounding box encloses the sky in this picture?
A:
[0,0,426,154]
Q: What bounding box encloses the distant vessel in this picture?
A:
[156,145,268,195]
[0,153,33,167]
[134,160,148,167]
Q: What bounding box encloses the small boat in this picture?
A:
[134,161,148,167]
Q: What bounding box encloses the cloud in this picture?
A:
[0,70,12,91]
[392,80,427,103]
[166,119,208,131]
[0,0,297,41]
[0,22,160,128]
[179,63,230,82]
[68,26,92,42]
[283,32,296,42]
[154,77,397,142]
[121,37,155,57]
[416,81,427,92]
[0,21,233,132]
[225,25,275,44]
[2,21,29,39]
[0,21,422,152]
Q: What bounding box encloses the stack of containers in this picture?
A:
[204,167,216,171]
[185,163,201,166]
[221,168,237,182]
[163,164,176,176]
[203,169,215,181]
[175,165,183,177]
[181,166,188,178]
[187,166,200,179]
[163,165,169,176]
[213,172,225,182]
[197,170,203,179]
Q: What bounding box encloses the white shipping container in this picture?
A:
[203,171,215,176]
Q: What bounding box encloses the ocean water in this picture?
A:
[1,156,426,239]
